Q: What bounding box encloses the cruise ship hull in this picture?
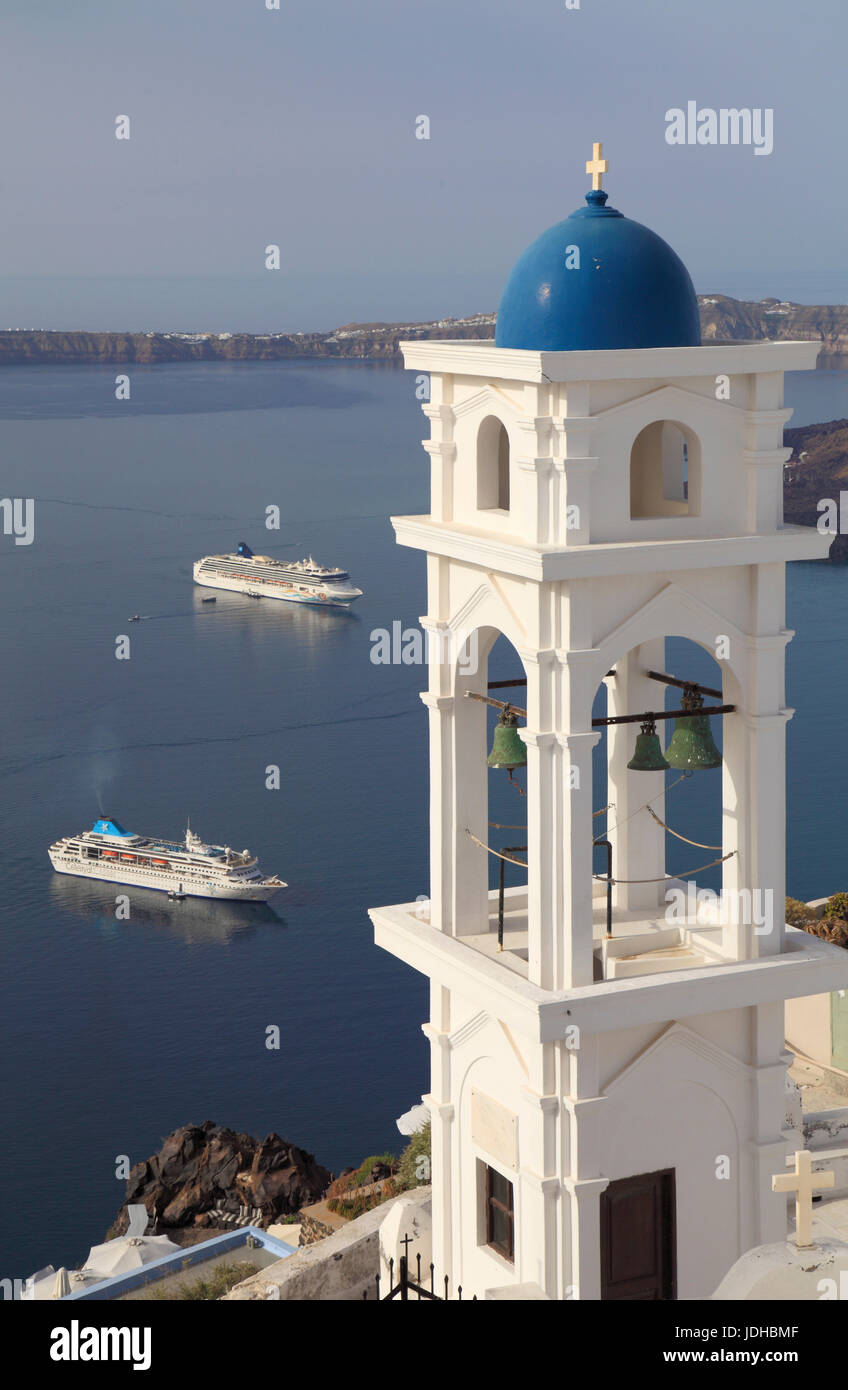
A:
[48,851,282,902]
[193,564,361,608]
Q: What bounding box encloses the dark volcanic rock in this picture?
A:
[249,1134,333,1219]
[783,417,848,562]
[111,1122,332,1236]
[158,1124,206,1183]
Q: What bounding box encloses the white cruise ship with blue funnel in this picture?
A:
[193,542,362,607]
[49,819,286,902]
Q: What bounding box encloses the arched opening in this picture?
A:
[591,636,729,981]
[630,420,701,519]
[453,626,530,963]
[484,632,527,914]
[477,416,510,513]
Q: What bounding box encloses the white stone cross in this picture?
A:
[771,1149,835,1249]
[586,141,608,192]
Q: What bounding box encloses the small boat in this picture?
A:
[246,591,262,599]
[201,597,216,604]
[129,615,141,623]
[168,884,186,900]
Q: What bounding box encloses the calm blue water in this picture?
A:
[1,360,847,1280]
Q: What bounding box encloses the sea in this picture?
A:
[1,357,847,1279]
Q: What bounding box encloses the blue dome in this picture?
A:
[495,190,700,352]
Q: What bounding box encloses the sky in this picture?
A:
[1,0,846,330]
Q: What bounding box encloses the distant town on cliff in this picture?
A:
[1,295,848,366]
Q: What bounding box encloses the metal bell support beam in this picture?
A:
[465,682,735,780]
[465,689,734,726]
[645,669,723,700]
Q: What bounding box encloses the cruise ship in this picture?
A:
[193,542,363,607]
[48,818,286,902]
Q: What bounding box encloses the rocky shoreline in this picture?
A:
[4,295,848,366]
[784,418,848,561]
[110,1121,332,1238]
[109,1120,429,1248]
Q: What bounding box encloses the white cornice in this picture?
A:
[421,440,456,460]
[370,904,848,1041]
[399,339,821,383]
[420,692,454,712]
[421,404,454,423]
[743,448,792,467]
[391,515,832,580]
[750,408,795,427]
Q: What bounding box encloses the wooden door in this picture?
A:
[600,1169,676,1300]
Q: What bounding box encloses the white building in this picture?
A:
[370,149,848,1300]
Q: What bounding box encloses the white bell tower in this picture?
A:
[370,152,848,1300]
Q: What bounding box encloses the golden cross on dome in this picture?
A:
[771,1149,835,1249]
[586,141,608,192]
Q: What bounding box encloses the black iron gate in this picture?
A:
[363,1234,477,1301]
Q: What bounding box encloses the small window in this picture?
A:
[485,1165,515,1261]
[477,416,510,512]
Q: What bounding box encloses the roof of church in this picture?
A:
[495,180,701,353]
[711,1236,848,1301]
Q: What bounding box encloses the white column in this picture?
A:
[515,413,555,545]
[516,456,554,545]
[566,1176,608,1301]
[420,374,455,523]
[741,708,792,958]
[423,981,454,1285]
[722,608,793,959]
[606,639,666,913]
[558,730,601,988]
[556,457,597,546]
[521,728,558,988]
[558,619,604,988]
[562,1037,607,1300]
[420,692,454,932]
[518,647,558,988]
[452,662,490,936]
[516,1083,561,1297]
[557,383,597,547]
[749,1001,794,1247]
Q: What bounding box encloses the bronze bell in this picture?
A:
[665,686,722,770]
[627,717,670,772]
[487,704,527,772]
